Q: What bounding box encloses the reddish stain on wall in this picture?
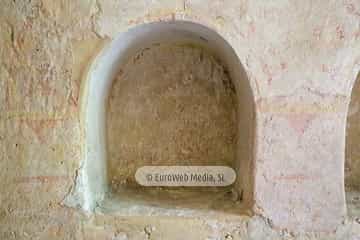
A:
[249,20,256,34]
[336,25,345,40]
[22,119,59,143]
[283,113,316,135]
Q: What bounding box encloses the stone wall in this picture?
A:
[107,43,237,187]
[1,0,360,239]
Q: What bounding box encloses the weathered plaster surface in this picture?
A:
[1,0,360,238]
[107,43,236,186]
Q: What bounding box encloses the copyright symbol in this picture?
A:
[146,174,153,182]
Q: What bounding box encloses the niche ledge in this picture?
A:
[65,21,255,218]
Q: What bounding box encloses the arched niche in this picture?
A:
[346,72,360,217]
[73,21,255,216]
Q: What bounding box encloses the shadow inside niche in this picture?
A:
[345,72,360,218]
[104,42,248,216]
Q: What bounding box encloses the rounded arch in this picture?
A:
[77,20,256,212]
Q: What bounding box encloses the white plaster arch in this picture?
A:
[70,20,256,213]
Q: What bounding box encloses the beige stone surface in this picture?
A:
[1,0,360,239]
[107,43,237,186]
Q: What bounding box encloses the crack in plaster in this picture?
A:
[90,0,103,39]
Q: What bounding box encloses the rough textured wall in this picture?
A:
[346,74,360,190]
[105,43,241,216]
[1,0,360,239]
[107,43,237,187]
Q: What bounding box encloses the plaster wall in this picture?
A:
[107,43,237,188]
[1,0,360,239]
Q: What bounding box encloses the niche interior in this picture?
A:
[346,72,360,217]
[78,21,255,216]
